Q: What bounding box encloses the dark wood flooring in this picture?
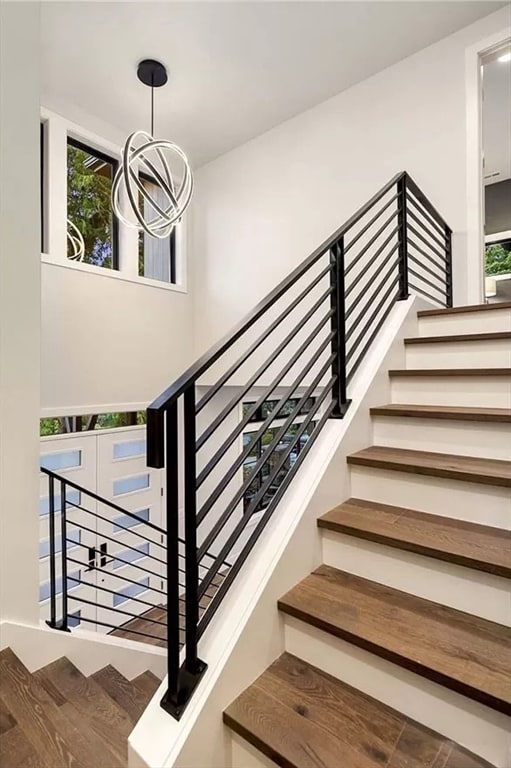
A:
[318,498,511,578]
[346,446,511,487]
[0,648,160,768]
[417,301,511,317]
[224,653,496,768]
[278,566,511,715]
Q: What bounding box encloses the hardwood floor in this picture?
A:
[224,653,496,768]
[369,404,511,422]
[318,498,511,578]
[417,301,511,317]
[346,446,511,487]
[404,331,511,344]
[0,648,160,768]
[278,566,511,715]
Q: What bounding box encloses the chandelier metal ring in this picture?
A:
[67,218,85,261]
[112,130,193,239]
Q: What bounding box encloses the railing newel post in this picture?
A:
[46,474,57,629]
[330,239,349,418]
[397,174,409,300]
[59,480,70,632]
[445,225,453,308]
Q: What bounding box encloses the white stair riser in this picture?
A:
[372,416,511,460]
[283,616,511,768]
[349,466,511,529]
[321,530,510,626]
[391,375,511,408]
[406,339,511,370]
[230,733,276,768]
[418,309,511,337]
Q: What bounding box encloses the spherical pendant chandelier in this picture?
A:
[111,59,193,240]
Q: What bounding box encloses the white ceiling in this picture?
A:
[483,51,511,185]
[41,1,505,167]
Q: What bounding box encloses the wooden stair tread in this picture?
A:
[278,567,511,715]
[369,404,511,422]
[224,652,496,768]
[0,647,92,768]
[389,368,511,376]
[92,664,149,724]
[34,656,132,764]
[0,724,48,768]
[132,670,160,704]
[418,301,511,317]
[318,498,511,578]
[404,331,511,344]
[346,446,511,487]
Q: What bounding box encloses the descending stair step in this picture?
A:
[346,446,511,487]
[34,656,132,765]
[131,670,161,704]
[92,665,150,724]
[224,652,496,768]
[278,567,511,715]
[318,498,511,578]
[404,331,511,344]
[0,647,93,768]
[370,404,511,422]
[418,302,511,317]
[389,368,511,376]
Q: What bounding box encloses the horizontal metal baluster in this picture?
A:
[346,276,400,362]
[196,339,335,527]
[406,208,447,252]
[406,191,448,240]
[66,520,166,566]
[408,285,445,307]
[345,232,399,300]
[197,384,334,600]
[70,541,164,580]
[196,288,333,449]
[345,210,399,277]
[408,266,446,297]
[66,557,168,596]
[347,291,399,382]
[407,254,447,290]
[71,612,169,642]
[196,313,335,483]
[66,575,173,612]
[346,257,398,340]
[344,193,399,254]
[407,238,446,272]
[71,594,168,628]
[408,224,446,263]
[196,264,333,414]
[67,505,165,548]
[405,175,449,233]
[197,357,334,559]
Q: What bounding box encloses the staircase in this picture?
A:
[223,302,511,768]
[0,647,160,767]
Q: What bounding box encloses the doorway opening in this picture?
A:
[481,42,511,303]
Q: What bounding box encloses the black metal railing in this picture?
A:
[41,467,231,648]
[145,171,452,718]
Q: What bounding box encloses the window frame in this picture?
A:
[138,171,177,284]
[67,136,120,271]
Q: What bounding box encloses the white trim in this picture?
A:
[41,402,148,418]
[485,229,511,243]
[465,28,511,305]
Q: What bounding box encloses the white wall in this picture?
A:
[40,108,195,415]
[191,6,511,355]
[42,262,193,414]
[0,2,41,623]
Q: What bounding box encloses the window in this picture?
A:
[67,138,118,268]
[40,410,146,436]
[138,174,177,283]
[242,398,317,514]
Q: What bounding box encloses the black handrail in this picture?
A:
[144,170,452,720]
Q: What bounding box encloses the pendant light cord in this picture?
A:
[151,73,155,137]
